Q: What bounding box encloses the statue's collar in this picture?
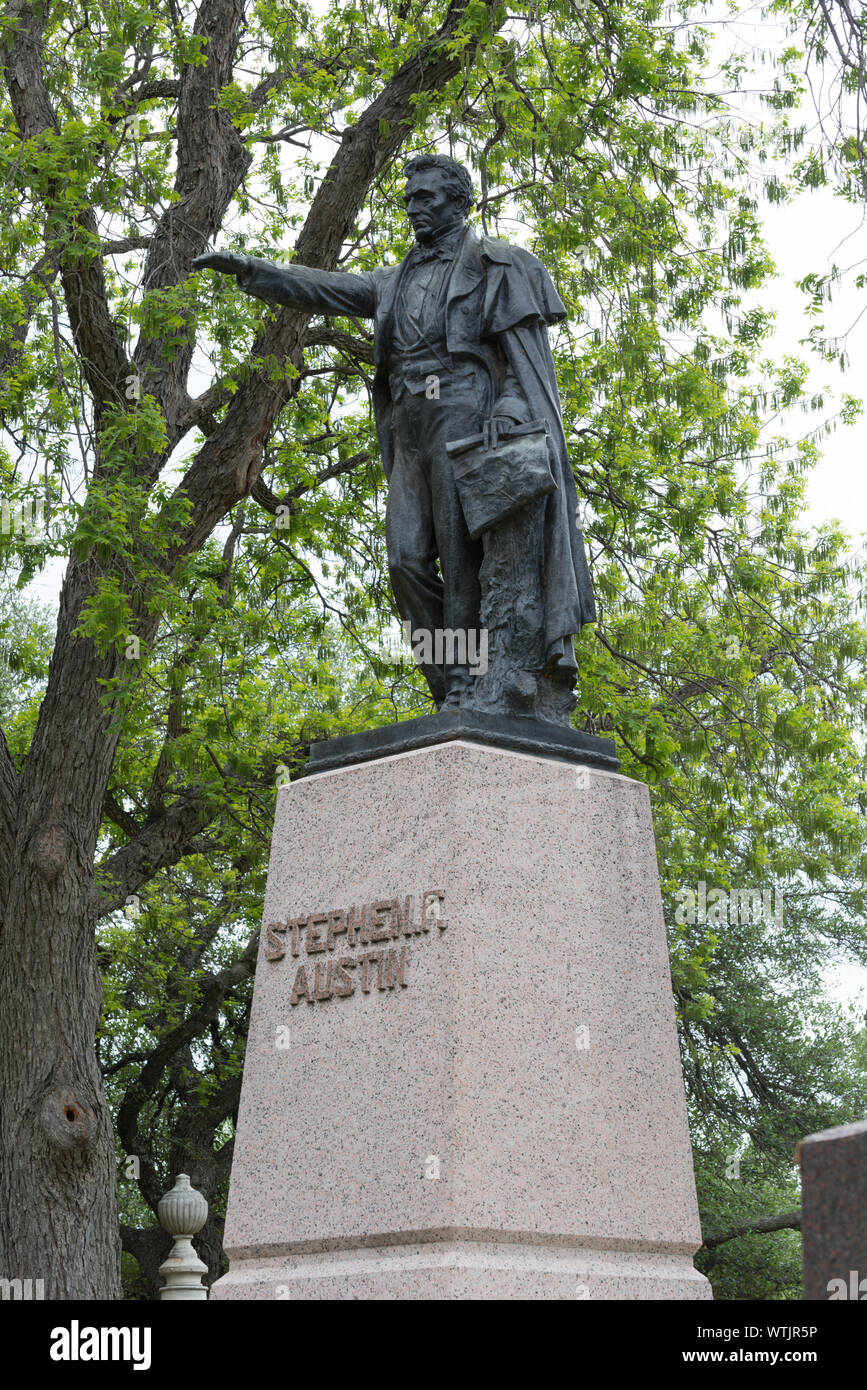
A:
[408,221,468,264]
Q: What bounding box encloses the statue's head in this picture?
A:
[403,155,474,243]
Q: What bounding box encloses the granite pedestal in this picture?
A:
[211,726,710,1300]
[801,1119,867,1300]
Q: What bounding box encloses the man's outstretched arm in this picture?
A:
[192,251,377,318]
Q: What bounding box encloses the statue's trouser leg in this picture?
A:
[386,428,445,704]
[386,377,483,705]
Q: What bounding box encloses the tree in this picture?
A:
[769,0,866,201]
[753,1,867,365]
[2,0,866,1300]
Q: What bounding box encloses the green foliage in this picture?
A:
[695,1138,803,1300]
[0,583,54,731]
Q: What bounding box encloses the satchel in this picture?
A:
[445,419,557,540]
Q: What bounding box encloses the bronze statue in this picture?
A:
[194,154,595,723]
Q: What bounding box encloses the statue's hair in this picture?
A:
[403,154,475,215]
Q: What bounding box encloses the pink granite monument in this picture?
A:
[210,735,711,1300]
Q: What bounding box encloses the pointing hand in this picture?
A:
[191,250,251,277]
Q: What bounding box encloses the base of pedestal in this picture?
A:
[210,1239,710,1301]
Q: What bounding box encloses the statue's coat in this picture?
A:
[241,227,595,654]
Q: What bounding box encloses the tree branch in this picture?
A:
[174,327,376,439]
[1,0,130,426]
[96,794,212,916]
[107,78,182,117]
[133,0,252,445]
[702,1210,802,1251]
[103,791,142,842]
[251,450,372,516]
[303,325,375,364]
[115,931,259,1185]
[102,236,152,256]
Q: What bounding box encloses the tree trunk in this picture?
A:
[0,564,131,1298]
[0,868,121,1298]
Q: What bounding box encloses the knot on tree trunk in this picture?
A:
[30,822,75,883]
[39,1077,97,1154]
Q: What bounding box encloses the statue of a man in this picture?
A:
[194,154,595,717]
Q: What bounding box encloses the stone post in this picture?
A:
[157,1173,209,1301]
[801,1119,867,1300]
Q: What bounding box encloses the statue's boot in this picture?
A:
[439,664,473,710]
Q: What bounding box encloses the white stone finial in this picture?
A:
[157,1173,209,1300]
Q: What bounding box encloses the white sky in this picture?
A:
[761,190,867,543]
[697,0,867,547]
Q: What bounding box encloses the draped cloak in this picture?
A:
[240,227,596,655]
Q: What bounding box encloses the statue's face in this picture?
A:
[403,171,464,243]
